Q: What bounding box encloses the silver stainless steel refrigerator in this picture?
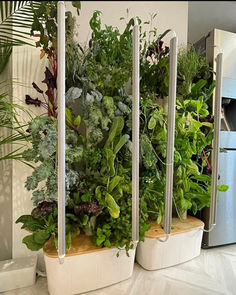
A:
[195,29,236,248]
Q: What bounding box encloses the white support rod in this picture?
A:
[163,35,178,237]
[209,52,223,228]
[132,18,139,244]
[57,1,66,264]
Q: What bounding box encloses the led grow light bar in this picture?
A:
[132,18,139,244]
[158,32,178,242]
[203,52,223,232]
[57,1,66,264]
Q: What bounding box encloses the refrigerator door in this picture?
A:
[207,150,236,247]
[220,131,236,149]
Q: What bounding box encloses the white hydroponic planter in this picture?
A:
[136,216,204,270]
[44,234,136,295]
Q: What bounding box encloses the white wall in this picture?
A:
[11,46,48,258]
[188,1,236,44]
[0,61,13,260]
[67,1,188,47]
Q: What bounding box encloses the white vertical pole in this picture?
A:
[209,52,223,227]
[164,35,178,236]
[158,32,178,243]
[132,18,139,244]
[57,1,66,264]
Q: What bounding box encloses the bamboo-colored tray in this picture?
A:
[145,216,204,239]
[44,234,112,258]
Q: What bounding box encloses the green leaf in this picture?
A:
[191,174,211,182]
[156,212,162,224]
[74,115,81,128]
[82,214,89,225]
[201,122,213,129]
[65,107,73,126]
[114,134,129,154]
[187,161,200,176]
[101,148,115,177]
[95,186,103,203]
[33,230,50,244]
[108,176,122,193]
[16,215,44,231]
[72,1,81,15]
[191,79,206,96]
[148,117,156,130]
[105,116,124,149]
[180,197,192,211]
[81,191,92,202]
[22,234,43,251]
[104,240,111,248]
[96,235,106,246]
[217,184,229,192]
[66,232,71,250]
[105,192,120,218]
[16,215,35,224]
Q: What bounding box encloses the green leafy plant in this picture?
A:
[0,90,32,162]
[16,4,225,256]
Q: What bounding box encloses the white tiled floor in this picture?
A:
[2,244,236,295]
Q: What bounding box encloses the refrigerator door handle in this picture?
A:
[202,52,223,233]
[158,31,178,242]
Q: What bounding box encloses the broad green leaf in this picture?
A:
[33,230,50,244]
[191,79,206,95]
[217,184,229,192]
[148,116,156,130]
[96,234,106,246]
[109,176,122,193]
[66,232,71,250]
[74,115,81,128]
[180,197,192,211]
[105,192,120,218]
[82,215,89,226]
[16,215,44,231]
[95,186,103,202]
[201,122,213,129]
[102,148,115,176]
[187,161,200,176]
[105,116,124,149]
[191,174,211,182]
[104,240,111,248]
[16,215,35,224]
[189,181,206,193]
[23,234,43,251]
[156,212,162,224]
[72,1,81,15]
[81,191,92,202]
[114,134,129,154]
[65,107,73,125]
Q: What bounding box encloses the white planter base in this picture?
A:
[136,216,204,270]
[0,256,37,292]
[44,235,135,295]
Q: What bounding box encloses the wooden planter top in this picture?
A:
[145,216,204,239]
[44,216,204,257]
[43,234,111,258]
